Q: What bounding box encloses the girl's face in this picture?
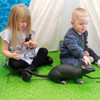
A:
[20,20,27,30]
[71,16,89,35]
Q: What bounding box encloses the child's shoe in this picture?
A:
[21,71,32,82]
[97,59,100,67]
[87,56,94,63]
[43,56,53,65]
[47,56,53,65]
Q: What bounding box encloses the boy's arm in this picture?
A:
[83,56,91,65]
[83,31,90,56]
[84,30,88,51]
[64,34,85,58]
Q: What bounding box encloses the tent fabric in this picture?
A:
[29,0,64,51]
[79,0,100,55]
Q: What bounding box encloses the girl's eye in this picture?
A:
[79,23,82,25]
[21,20,27,23]
[21,21,25,23]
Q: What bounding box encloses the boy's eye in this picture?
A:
[79,23,88,25]
[86,23,88,25]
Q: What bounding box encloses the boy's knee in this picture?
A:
[61,58,82,67]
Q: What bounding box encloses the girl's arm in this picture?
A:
[1,39,20,60]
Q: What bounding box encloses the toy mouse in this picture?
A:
[29,64,96,84]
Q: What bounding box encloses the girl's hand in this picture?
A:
[24,38,37,48]
[83,56,91,65]
[84,51,89,56]
[24,40,31,46]
[11,51,21,60]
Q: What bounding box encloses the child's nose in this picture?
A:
[23,22,27,26]
[83,24,87,28]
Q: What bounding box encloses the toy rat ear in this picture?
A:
[81,65,86,69]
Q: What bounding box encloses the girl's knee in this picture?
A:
[38,48,48,55]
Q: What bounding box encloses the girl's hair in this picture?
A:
[6,4,31,49]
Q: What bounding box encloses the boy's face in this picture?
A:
[71,16,89,35]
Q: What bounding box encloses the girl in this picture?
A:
[0,4,53,82]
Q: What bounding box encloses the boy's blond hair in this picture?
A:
[6,4,31,50]
[72,8,89,21]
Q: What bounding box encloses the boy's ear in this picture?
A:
[71,20,74,25]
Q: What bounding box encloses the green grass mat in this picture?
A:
[0,42,100,100]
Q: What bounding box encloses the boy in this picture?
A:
[59,8,100,67]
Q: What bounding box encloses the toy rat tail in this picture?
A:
[84,75,100,79]
[6,68,48,78]
[84,75,100,83]
[31,72,48,77]
[21,69,48,77]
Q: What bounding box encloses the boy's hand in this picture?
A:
[11,51,21,60]
[84,51,89,56]
[83,56,91,65]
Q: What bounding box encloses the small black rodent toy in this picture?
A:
[28,64,96,84]
[25,34,32,42]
